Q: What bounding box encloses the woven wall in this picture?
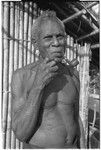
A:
[1,1,90,149]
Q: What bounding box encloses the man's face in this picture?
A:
[37,19,66,61]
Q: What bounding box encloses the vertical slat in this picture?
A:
[15,2,22,148]
[70,37,74,61]
[18,2,23,68]
[31,3,38,63]
[27,2,31,64]
[2,2,10,149]
[79,43,90,146]
[10,2,16,148]
[16,138,20,149]
[6,2,15,149]
[73,43,77,59]
[77,44,81,71]
[1,2,4,148]
[24,2,29,66]
[29,2,33,64]
[30,3,35,63]
[34,3,39,62]
[20,142,23,149]
[11,130,16,149]
[14,3,19,70]
[66,35,70,60]
[21,2,24,68]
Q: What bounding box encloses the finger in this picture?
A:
[49,65,58,72]
[54,57,63,62]
[45,65,58,74]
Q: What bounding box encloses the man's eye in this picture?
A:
[57,35,64,39]
[44,36,52,40]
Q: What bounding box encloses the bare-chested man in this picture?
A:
[11,11,85,148]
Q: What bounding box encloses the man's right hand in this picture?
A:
[34,57,58,88]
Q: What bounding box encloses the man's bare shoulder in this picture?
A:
[12,62,38,83]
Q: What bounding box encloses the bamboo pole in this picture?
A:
[20,142,23,149]
[1,2,4,148]
[2,2,10,149]
[32,3,38,63]
[21,2,24,68]
[63,2,97,24]
[27,2,31,65]
[15,2,22,148]
[16,138,20,149]
[11,130,16,149]
[79,43,90,146]
[76,44,80,71]
[24,2,29,66]
[69,3,98,30]
[29,2,33,64]
[30,3,35,63]
[18,2,23,68]
[70,37,74,61]
[6,2,15,149]
[14,3,19,70]
[91,43,99,49]
[73,43,77,59]
[10,2,17,148]
[66,35,70,60]
[80,2,99,28]
[77,29,99,41]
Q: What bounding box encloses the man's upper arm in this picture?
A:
[11,70,25,115]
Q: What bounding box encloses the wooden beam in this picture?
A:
[91,43,99,49]
[63,2,97,24]
[77,29,99,41]
[51,2,78,38]
[68,3,97,30]
[79,2,99,28]
[51,2,93,42]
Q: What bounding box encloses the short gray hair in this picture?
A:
[31,10,65,44]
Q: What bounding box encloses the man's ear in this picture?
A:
[34,41,39,50]
[32,39,39,50]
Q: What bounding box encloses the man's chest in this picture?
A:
[42,74,78,108]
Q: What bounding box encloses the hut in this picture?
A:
[1,0,99,149]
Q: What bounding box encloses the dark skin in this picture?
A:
[11,19,85,148]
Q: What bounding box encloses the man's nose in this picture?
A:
[52,36,59,46]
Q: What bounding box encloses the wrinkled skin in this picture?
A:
[11,19,85,148]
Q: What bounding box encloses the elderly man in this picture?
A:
[11,11,85,148]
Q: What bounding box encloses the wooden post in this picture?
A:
[27,2,31,65]
[2,2,10,149]
[6,2,15,149]
[66,35,70,60]
[70,37,74,61]
[10,2,18,148]
[79,43,90,146]
[18,2,23,69]
[24,2,29,66]
[30,3,35,63]
[29,2,33,64]
[32,3,38,63]
[1,2,4,148]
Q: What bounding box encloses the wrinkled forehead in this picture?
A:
[40,19,66,37]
